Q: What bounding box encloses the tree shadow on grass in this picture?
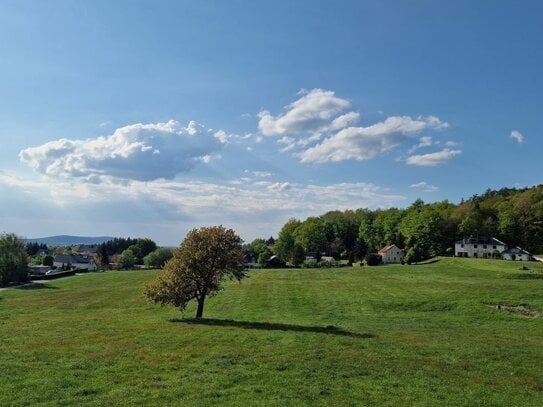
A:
[170,318,374,339]
[16,282,59,290]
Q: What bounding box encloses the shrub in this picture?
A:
[364,253,381,266]
[0,233,28,286]
[303,259,318,268]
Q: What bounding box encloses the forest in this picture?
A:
[247,185,543,265]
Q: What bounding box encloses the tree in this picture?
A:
[144,248,173,269]
[119,249,136,269]
[0,233,28,286]
[43,255,54,267]
[257,247,273,266]
[274,218,301,263]
[144,226,245,319]
[134,238,158,264]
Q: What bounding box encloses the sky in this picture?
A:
[0,0,542,245]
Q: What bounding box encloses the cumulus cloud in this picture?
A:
[258,89,450,164]
[258,89,354,136]
[19,120,224,181]
[409,181,439,192]
[510,130,524,144]
[300,116,448,163]
[0,171,406,241]
[407,136,433,154]
[406,148,461,166]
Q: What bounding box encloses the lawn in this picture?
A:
[1,258,542,406]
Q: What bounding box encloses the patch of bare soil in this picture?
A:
[494,304,541,318]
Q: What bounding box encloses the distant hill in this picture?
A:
[24,235,115,246]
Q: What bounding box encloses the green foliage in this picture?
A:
[144,226,245,318]
[293,217,328,255]
[0,233,28,286]
[277,185,543,264]
[43,255,54,267]
[119,249,136,269]
[302,259,318,268]
[274,218,302,264]
[364,253,381,266]
[143,248,173,269]
[257,247,273,266]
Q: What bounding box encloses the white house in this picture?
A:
[455,237,531,261]
[455,237,506,259]
[53,254,97,271]
[502,246,532,261]
[378,244,404,264]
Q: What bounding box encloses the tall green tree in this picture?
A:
[274,218,302,264]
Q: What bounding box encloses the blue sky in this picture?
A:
[1,0,542,245]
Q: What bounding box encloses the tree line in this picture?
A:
[246,185,543,266]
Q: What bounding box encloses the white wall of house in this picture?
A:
[502,253,531,261]
[381,247,404,264]
[454,242,506,258]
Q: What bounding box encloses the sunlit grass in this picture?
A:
[0,258,542,406]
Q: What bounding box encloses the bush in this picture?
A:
[364,253,381,266]
[0,233,28,286]
[302,259,318,268]
[144,248,173,269]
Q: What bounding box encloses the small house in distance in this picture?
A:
[378,244,404,264]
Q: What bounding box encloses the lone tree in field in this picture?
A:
[144,226,245,319]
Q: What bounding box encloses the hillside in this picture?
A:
[24,235,115,246]
[1,258,542,406]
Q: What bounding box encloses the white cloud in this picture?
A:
[19,120,224,181]
[258,89,450,164]
[258,88,353,136]
[409,181,439,192]
[406,148,461,166]
[407,136,433,154]
[300,116,448,163]
[0,171,406,242]
[244,170,273,178]
[510,130,524,144]
[267,182,291,192]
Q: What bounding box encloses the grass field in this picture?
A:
[1,258,542,406]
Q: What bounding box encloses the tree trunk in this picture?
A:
[195,296,206,319]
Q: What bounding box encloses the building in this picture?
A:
[28,265,54,276]
[501,246,532,261]
[378,244,404,264]
[53,254,97,271]
[455,237,506,259]
[455,237,531,261]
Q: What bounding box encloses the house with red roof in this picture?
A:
[378,244,404,264]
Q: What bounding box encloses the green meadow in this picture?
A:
[1,258,542,406]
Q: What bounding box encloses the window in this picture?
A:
[461,244,464,248]
[474,244,478,248]
[493,245,496,249]
[474,253,478,258]
[483,245,487,249]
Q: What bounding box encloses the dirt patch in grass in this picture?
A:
[373,299,457,312]
[492,304,541,318]
[507,273,543,280]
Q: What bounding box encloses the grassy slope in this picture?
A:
[0,258,542,406]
